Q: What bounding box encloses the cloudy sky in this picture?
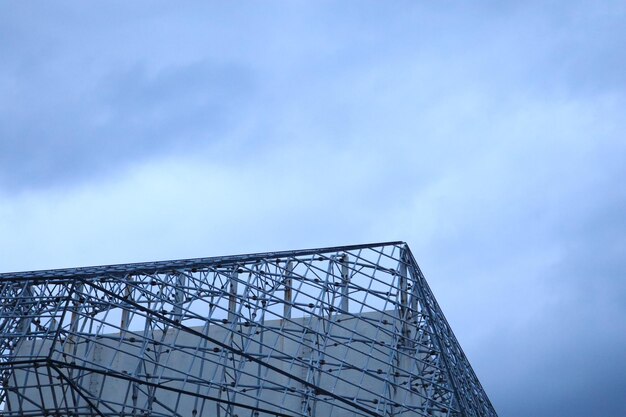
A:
[1,1,625,416]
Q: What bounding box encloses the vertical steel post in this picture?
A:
[228,269,238,325]
[14,281,33,354]
[340,254,349,313]
[283,261,294,319]
[120,275,133,331]
[399,247,411,349]
[173,272,186,323]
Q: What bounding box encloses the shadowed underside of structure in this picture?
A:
[0,241,498,417]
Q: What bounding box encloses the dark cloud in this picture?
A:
[489,194,626,417]
[3,1,625,193]
[0,59,255,191]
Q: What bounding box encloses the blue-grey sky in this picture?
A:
[1,2,625,416]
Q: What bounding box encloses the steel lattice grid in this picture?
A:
[1,241,498,417]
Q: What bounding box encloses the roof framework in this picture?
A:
[0,241,498,417]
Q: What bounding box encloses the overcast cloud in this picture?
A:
[1,2,625,416]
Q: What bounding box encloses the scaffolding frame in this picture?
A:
[1,241,497,417]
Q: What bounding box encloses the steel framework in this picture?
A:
[1,241,497,417]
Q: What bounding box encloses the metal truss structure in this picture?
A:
[1,241,497,417]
